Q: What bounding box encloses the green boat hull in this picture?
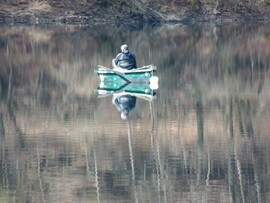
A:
[95,65,156,83]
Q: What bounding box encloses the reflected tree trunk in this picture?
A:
[233,128,245,203]
[226,97,249,203]
[8,98,26,149]
[176,103,188,177]
[193,79,204,186]
[0,97,5,139]
[37,141,45,203]
[195,86,204,144]
[1,145,9,191]
[150,101,164,203]
[94,148,100,203]
[7,62,12,101]
[127,120,138,203]
[6,64,26,149]
[35,70,44,103]
[226,97,237,203]
[243,100,264,203]
[236,100,244,135]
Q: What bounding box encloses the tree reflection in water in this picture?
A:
[0,24,269,202]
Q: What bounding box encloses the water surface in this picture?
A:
[0,24,270,203]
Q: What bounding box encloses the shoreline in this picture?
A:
[0,13,269,27]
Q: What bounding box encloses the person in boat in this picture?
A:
[112,94,137,120]
[112,44,137,70]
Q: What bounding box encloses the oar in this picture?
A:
[137,64,154,70]
[127,64,157,72]
[97,65,131,83]
[95,89,122,98]
[97,65,124,76]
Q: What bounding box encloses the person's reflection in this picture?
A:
[112,93,136,120]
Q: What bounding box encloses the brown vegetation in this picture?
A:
[0,0,270,25]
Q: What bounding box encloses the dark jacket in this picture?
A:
[113,95,136,115]
[114,52,137,70]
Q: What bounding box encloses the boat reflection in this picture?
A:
[95,81,157,120]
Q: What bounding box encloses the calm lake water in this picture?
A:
[0,24,270,203]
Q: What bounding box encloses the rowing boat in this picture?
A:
[95,64,157,83]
